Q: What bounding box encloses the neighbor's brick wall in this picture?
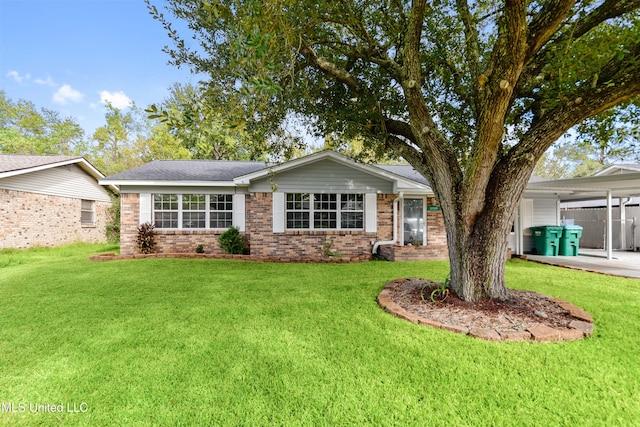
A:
[0,188,109,249]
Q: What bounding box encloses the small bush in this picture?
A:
[218,226,247,254]
[137,222,156,254]
[195,244,205,254]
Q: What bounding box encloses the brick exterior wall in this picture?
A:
[0,188,110,249]
[376,197,449,261]
[246,192,378,258]
[119,191,449,261]
[120,192,236,256]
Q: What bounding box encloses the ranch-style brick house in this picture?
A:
[0,154,115,249]
[101,150,449,260]
[101,150,640,261]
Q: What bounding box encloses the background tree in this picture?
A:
[148,82,268,160]
[0,91,86,155]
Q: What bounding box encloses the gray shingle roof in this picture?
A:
[375,164,430,186]
[104,160,270,181]
[0,154,82,174]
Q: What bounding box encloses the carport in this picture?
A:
[527,172,640,260]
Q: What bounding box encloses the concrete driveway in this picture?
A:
[520,249,640,279]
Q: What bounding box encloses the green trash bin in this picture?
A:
[530,225,563,256]
[559,225,583,256]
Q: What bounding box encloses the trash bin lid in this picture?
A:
[562,225,583,230]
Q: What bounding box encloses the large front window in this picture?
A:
[153,194,233,229]
[286,193,364,230]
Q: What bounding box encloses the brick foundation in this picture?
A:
[0,188,110,249]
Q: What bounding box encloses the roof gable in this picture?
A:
[593,164,640,176]
[234,150,431,191]
[0,154,114,190]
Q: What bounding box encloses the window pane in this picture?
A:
[211,212,233,229]
[341,212,363,229]
[210,194,233,211]
[183,212,206,228]
[403,198,424,243]
[287,193,310,210]
[287,212,309,229]
[314,212,337,229]
[210,194,233,228]
[81,199,94,225]
[154,211,178,228]
[183,194,205,210]
[341,194,363,211]
[314,194,336,210]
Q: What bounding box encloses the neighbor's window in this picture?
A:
[153,194,233,229]
[286,193,363,230]
[81,199,95,225]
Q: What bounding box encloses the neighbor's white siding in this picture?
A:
[0,164,111,202]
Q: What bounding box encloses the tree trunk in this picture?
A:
[420,148,535,302]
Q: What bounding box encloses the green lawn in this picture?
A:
[1,244,639,426]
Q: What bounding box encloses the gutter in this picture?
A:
[372,192,403,255]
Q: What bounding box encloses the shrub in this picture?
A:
[195,244,205,254]
[137,222,156,254]
[218,226,247,254]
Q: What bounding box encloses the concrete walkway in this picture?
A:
[520,249,640,279]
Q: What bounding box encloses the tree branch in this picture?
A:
[526,0,576,59]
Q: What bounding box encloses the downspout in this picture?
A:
[372,192,403,255]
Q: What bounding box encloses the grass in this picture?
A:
[1,244,639,426]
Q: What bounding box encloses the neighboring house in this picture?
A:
[0,155,115,249]
[105,150,637,260]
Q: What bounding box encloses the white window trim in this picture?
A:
[151,193,235,230]
[284,192,366,231]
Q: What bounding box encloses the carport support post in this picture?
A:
[607,190,613,260]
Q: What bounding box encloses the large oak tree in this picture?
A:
[149,0,640,301]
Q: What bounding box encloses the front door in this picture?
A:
[403,198,425,245]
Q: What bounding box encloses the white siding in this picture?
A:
[0,164,111,202]
[249,159,394,193]
[522,195,560,253]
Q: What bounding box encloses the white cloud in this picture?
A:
[6,70,30,84]
[99,90,133,109]
[52,84,84,104]
[34,76,56,87]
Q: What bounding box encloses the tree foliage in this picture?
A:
[148,82,268,160]
[0,91,86,155]
[150,0,640,301]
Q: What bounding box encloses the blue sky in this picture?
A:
[0,0,196,134]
